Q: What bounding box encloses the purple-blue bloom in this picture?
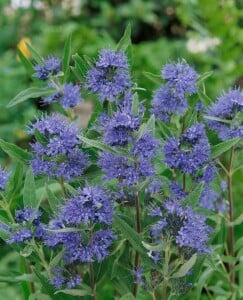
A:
[102,111,140,146]
[151,61,198,121]
[43,83,82,108]
[15,207,41,225]
[33,56,61,81]
[150,201,211,254]
[45,185,115,264]
[163,123,210,174]
[162,61,198,97]
[151,84,188,122]
[7,229,33,244]
[0,167,8,191]
[59,185,113,225]
[29,114,88,180]
[207,88,243,140]
[132,267,143,284]
[86,49,132,101]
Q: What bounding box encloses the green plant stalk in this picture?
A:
[227,146,235,284]
[133,191,141,297]
[59,177,67,197]
[161,244,170,300]
[32,242,51,277]
[89,262,96,300]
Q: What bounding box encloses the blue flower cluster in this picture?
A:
[163,123,210,174]
[150,199,211,255]
[50,267,82,290]
[99,131,158,186]
[43,83,82,108]
[7,207,44,244]
[0,167,8,191]
[33,56,61,81]
[151,61,198,121]
[29,114,89,181]
[45,185,115,264]
[207,88,243,140]
[86,49,132,101]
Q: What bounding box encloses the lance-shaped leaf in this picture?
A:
[7,87,55,108]
[0,139,31,163]
[211,138,241,159]
[171,254,197,278]
[62,33,72,81]
[23,167,37,209]
[181,182,204,207]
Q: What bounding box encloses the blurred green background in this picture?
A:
[0,0,243,299]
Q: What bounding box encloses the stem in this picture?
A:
[59,177,67,197]
[89,263,96,300]
[183,173,186,191]
[161,245,170,300]
[227,146,235,284]
[133,191,141,297]
[26,260,35,294]
[32,242,51,277]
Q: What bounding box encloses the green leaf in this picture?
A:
[198,89,212,107]
[204,115,231,124]
[134,115,155,141]
[211,138,240,159]
[156,120,173,138]
[116,23,132,52]
[86,102,103,129]
[142,241,166,252]
[114,215,154,267]
[181,182,204,207]
[20,244,33,257]
[62,33,72,81]
[71,53,90,80]
[197,71,214,84]
[171,254,197,278]
[0,139,31,162]
[23,167,37,208]
[46,184,60,213]
[196,268,214,300]
[120,293,136,300]
[131,93,139,115]
[34,129,48,145]
[0,273,36,283]
[79,136,133,160]
[55,287,92,296]
[26,43,43,64]
[29,293,52,300]
[7,87,55,108]
[143,71,161,84]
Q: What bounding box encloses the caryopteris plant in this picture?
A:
[0,25,242,300]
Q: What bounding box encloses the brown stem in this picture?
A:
[133,191,141,297]
[227,146,235,284]
[89,263,96,300]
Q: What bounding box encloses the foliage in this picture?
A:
[0,24,242,300]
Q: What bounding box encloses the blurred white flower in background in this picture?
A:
[187,37,220,53]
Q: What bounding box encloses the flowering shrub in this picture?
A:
[0,25,242,299]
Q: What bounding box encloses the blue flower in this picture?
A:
[29,114,89,180]
[151,84,187,121]
[162,61,198,97]
[43,83,82,108]
[151,61,198,122]
[86,49,132,101]
[33,56,61,81]
[7,229,33,244]
[163,124,210,174]
[0,168,8,191]
[59,185,113,225]
[45,185,115,264]
[207,88,243,140]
